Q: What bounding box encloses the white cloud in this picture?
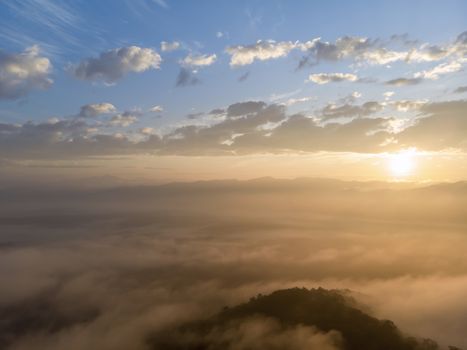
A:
[383,91,395,100]
[79,103,116,117]
[73,46,162,83]
[414,59,464,80]
[282,96,315,106]
[0,45,52,99]
[390,99,428,112]
[406,45,450,62]
[359,48,408,65]
[181,53,217,67]
[149,105,163,113]
[226,40,298,66]
[160,41,180,52]
[307,73,358,84]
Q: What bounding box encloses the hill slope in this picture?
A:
[148,288,443,350]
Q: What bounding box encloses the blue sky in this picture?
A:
[0,0,466,182]
[1,0,466,121]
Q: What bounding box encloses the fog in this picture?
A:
[1,178,466,349]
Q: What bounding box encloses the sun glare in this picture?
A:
[387,149,417,177]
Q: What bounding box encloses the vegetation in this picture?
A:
[149,287,444,350]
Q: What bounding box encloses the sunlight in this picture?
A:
[387,149,417,177]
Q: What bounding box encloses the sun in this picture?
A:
[387,149,417,178]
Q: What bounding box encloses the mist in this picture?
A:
[1,178,466,349]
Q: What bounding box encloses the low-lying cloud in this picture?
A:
[0,179,466,349]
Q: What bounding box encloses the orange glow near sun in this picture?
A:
[387,149,417,178]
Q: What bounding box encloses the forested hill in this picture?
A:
[149,287,455,350]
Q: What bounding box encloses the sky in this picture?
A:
[0,0,467,183]
[2,3,467,349]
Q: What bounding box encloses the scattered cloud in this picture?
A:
[385,77,422,86]
[238,71,250,82]
[72,46,161,83]
[181,53,217,67]
[383,91,395,100]
[79,103,116,118]
[149,105,163,113]
[414,60,464,80]
[0,45,52,99]
[390,99,428,112]
[308,73,358,84]
[297,36,402,69]
[226,40,298,66]
[152,0,168,9]
[140,127,155,135]
[454,86,467,94]
[227,101,266,117]
[282,96,315,106]
[320,101,383,121]
[186,112,204,119]
[160,41,180,52]
[175,68,200,87]
[109,111,139,127]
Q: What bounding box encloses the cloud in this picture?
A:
[0,45,52,99]
[385,77,422,86]
[383,91,395,100]
[320,101,383,121]
[413,60,464,80]
[159,103,391,155]
[1,179,467,349]
[149,105,163,113]
[152,0,168,8]
[109,111,139,127]
[397,99,467,150]
[386,58,464,86]
[308,73,358,84]
[181,53,217,67]
[209,108,225,115]
[186,112,204,120]
[153,315,342,350]
[297,36,406,68]
[221,33,467,69]
[79,103,116,118]
[227,101,267,117]
[2,99,467,159]
[389,100,427,112]
[405,44,451,62]
[175,68,200,87]
[282,96,314,106]
[226,40,298,66]
[72,46,161,83]
[454,86,467,94]
[160,41,180,52]
[238,71,250,82]
[139,127,155,135]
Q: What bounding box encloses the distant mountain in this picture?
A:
[148,288,451,350]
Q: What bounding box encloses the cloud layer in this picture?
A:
[1,98,466,159]
[0,179,466,349]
